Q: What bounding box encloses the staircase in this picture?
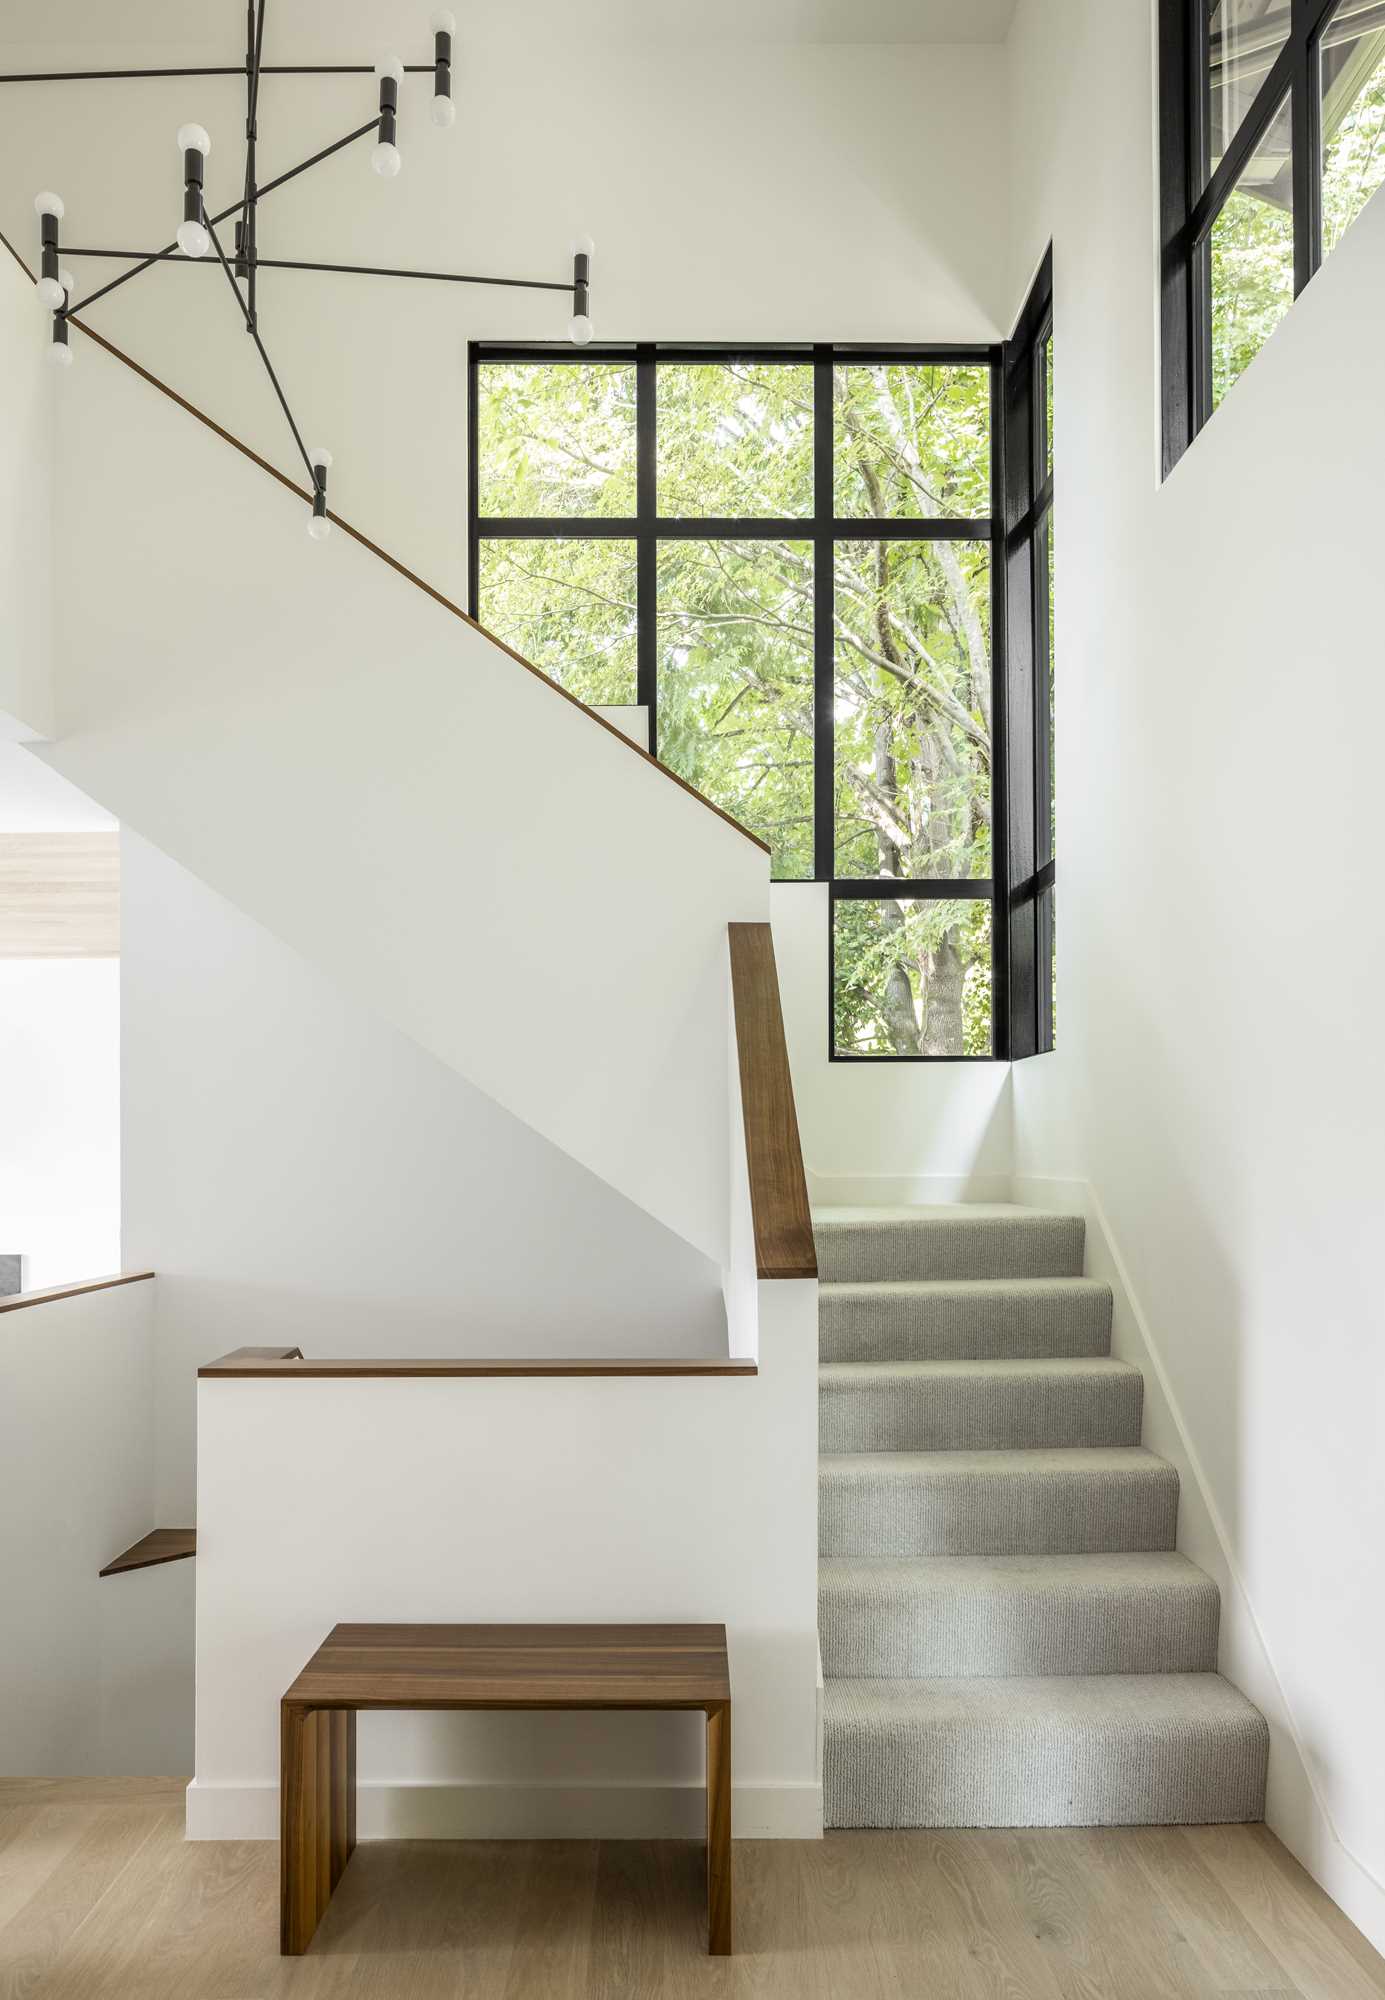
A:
[816,1204,1269,1828]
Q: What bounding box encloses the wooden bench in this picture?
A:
[280,1621,733,1957]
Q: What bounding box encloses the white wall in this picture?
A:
[42,333,769,1274]
[0,253,51,739]
[123,831,736,1523]
[0,15,1017,1201]
[1006,0,1385,1951]
[0,1278,191,1775]
[191,1279,820,1840]
[0,742,119,1290]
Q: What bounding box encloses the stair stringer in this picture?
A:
[40,328,769,1273]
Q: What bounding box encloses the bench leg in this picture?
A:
[281,1704,355,1955]
[706,1699,732,1956]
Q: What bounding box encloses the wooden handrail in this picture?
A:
[728,923,817,1281]
[199,1350,757,1377]
[0,1271,155,1314]
[0,228,767,858]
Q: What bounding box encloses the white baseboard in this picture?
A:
[1015,1173,1385,1961]
[185,1777,823,1843]
[807,1171,1015,1207]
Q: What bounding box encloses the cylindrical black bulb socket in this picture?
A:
[40,211,59,289]
[434,29,452,96]
[378,73,398,147]
[183,147,205,226]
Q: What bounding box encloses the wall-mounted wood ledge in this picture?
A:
[199,1348,757,1378]
[728,924,817,1280]
[0,1271,155,1314]
[99,1528,195,1578]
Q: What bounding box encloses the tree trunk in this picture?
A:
[921,924,965,1055]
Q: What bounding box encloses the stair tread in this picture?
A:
[819,1445,1173,1479]
[814,1204,1063,1223]
[819,1277,1111,1297]
[819,1551,1212,1593]
[820,1357,1140,1382]
[824,1671,1263,1727]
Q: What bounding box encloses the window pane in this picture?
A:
[1209,92,1295,408]
[1321,3,1385,259]
[476,362,636,517]
[477,539,637,705]
[833,540,991,879]
[833,897,992,1057]
[1207,0,1293,178]
[1043,335,1054,483]
[657,363,813,517]
[834,364,990,521]
[656,540,813,878]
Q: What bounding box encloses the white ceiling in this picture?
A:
[0,0,1020,50]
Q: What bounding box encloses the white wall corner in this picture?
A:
[1014,1174,1385,1958]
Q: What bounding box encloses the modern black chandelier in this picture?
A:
[6,4,595,538]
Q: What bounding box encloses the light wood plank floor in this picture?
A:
[1,1780,1383,2000]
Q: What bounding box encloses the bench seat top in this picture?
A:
[284,1622,730,1711]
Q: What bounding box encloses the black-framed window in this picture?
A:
[1161,0,1385,470]
[468,342,1012,1061]
[1003,250,1056,1059]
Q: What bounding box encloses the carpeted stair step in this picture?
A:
[823,1674,1269,1828]
[819,1358,1143,1453]
[818,1446,1179,1557]
[818,1552,1218,1677]
[813,1206,1085,1284]
[819,1277,1113,1362]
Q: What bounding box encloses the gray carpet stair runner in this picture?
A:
[816,1204,1268,1828]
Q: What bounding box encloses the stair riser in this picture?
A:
[824,1713,1268,1829]
[818,1582,1219,1678]
[818,1468,1179,1557]
[819,1286,1113,1363]
[819,1375,1143,1453]
[815,1217,1085,1284]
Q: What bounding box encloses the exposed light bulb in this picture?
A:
[374,55,405,85]
[36,275,65,309]
[176,122,212,157]
[48,338,74,369]
[58,267,75,301]
[34,191,65,220]
[307,514,332,542]
[569,313,594,346]
[431,94,456,127]
[371,141,402,177]
[177,218,211,259]
[430,9,458,30]
[570,234,595,259]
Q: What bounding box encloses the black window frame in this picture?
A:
[1003,248,1056,1060]
[467,340,1020,1062]
[1160,0,1348,473]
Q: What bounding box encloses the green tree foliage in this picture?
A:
[475,358,995,1056]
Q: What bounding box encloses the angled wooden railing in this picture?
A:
[0,1270,154,1313]
[728,923,816,1281]
[0,227,766,858]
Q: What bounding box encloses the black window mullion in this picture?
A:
[1291,0,1321,290]
[466,346,480,621]
[1189,39,1298,240]
[813,347,835,885]
[636,346,657,755]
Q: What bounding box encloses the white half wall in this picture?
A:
[190,1280,820,1840]
[1007,0,1385,1952]
[0,1278,191,1776]
[121,831,735,1524]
